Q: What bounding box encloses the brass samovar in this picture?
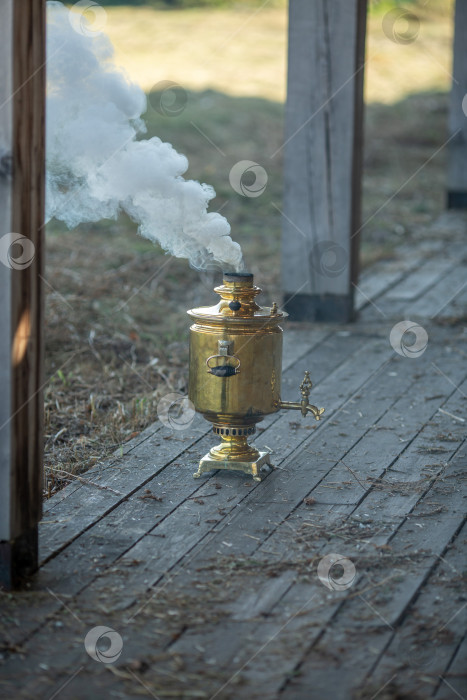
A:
[188,272,324,481]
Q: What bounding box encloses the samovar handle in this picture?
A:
[206,354,241,377]
[205,339,241,377]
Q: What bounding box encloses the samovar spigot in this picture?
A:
[275,370,325,421]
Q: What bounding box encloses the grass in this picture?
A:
[44,1,455,496]
[104,1,453,103]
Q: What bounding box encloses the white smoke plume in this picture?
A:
[45,1,243,271]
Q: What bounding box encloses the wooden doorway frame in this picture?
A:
[0,0,45,590]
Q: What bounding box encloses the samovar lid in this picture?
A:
[187,271,287,324]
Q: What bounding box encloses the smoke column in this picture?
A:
[45,1,243,271]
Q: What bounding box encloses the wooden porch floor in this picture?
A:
[1,214,466,699]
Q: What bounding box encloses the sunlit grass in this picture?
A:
[103,1,454,104]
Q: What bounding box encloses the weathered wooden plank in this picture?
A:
[279,447,466,700]
[281,0,367,321]
[385,258,457,301]
[39,420,207,562]
[264,374,467,559]
[366,520,467,699]
[41,420,164,510]
[229,433,465,700]
[435,634,467,699]
[360,261,467,322]
[447,0,467,208]
[408,262,467,319]
[356,225,465,314]
[354,254,424,311]
[282,327,330,370]
[0,0,46,590]
[433,279,467,321]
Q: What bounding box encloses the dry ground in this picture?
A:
[44,0,458,496]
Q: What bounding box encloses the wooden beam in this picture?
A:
[0,0,45,589]
[281,0,367,322]
[447,0,467,208]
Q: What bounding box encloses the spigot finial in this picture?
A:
[300,370,313,401]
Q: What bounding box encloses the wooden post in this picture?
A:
[281,0,367,322]
[447,0,467,209]
[0,0,45,589]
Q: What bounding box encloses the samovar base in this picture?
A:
[193,425,272,481]
[194,450,272,482]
